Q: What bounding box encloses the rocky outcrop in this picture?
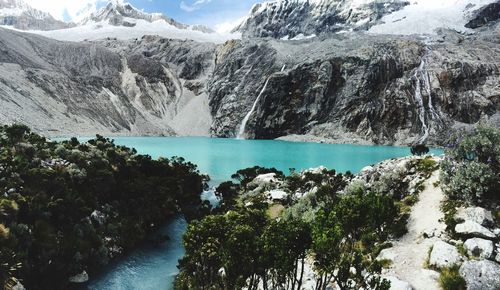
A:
[456,206,495,227]
[429,241,462,269]
[464,238,494,259]
[459,260,500,290]
[208,31,499,145]
[0,28,215,137]
[465,1,500,29]
[455,221,496,239]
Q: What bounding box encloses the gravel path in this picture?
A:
[381,170,446,290]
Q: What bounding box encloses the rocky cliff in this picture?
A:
[208,28,500,145]
[0,28,215,136]
[234,0,409,39]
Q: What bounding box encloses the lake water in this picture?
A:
[78,137,442,290]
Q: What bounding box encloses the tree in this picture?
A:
[311,192,395,290]
[411,144,430,156]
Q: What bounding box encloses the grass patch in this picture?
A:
[378,259,393,269]
[441,199,464,234]
[423,246,433,269]
[456,243,467,257]
[433,180,441,188]
[413,157,438,177]
[439,266,466,290]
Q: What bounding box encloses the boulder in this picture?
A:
[68,271,89,283]
[456,207,494,227]
[493,228,500,237]
[459,260,500,290]
[464,238,494,259]
[429,241,462,268]
[377,248,396,263]
[383,276,413,290]
[455,221,496,239]
[496,252,500,263]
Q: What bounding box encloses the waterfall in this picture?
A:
[236,65,286,139]
[412,44,440,143]
[412,60,430,143]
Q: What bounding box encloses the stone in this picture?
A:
[455,221,496,239]
[464,238,494,259]
[429,241,462,268]
[493,228,500,237]
[456,207,494,227]
[68,271,89,283]
[376,248,396,263]
[383,276,413,290]
[495,252,500,263]
[459,260,500,290]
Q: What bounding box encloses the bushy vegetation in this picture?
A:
[0,125,208,290]
[439,266,466,290]
[441,125,500,204]
[176,165,410,290]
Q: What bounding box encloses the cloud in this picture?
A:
[180,0,212,12]
[24,0,108,22]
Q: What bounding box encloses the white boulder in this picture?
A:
[253,173,277,184]
[464,238,494,259]
[456,207,494,226]
[455,221,496,239]
[377,248,396,263]
[68,270,89,283]
[429,241,462,268]
[459,260,500,290]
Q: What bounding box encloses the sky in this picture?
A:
[23,0,262,32]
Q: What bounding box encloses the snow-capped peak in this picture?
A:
[0,0,51,20]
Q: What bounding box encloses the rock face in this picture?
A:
[234,0,409,39]
[0,28,215,137]
[429,241,462,268]
[208,32,500,144]
[459,260,500,290]
[455,221,496,239]
[0,0,72,30]
[466,1,500,29]
[464,238,494,259]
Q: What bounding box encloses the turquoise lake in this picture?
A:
[74,137,442,290]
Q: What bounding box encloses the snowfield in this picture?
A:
[369,0,497,35]
[25,19,240,44]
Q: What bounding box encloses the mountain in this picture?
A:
[0,28,215,137]
[0,0,498,145]
[235,0,500,38]
[0,0,72,30]
[80,0,213,33]
[28,0,233,44]
[234,0,410,39]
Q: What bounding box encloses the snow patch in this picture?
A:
[27,19,239,44]
[369,0,497,35]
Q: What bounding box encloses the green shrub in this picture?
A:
[439,266,466,290]
[441,160,497,204]
[441,125,500,204]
